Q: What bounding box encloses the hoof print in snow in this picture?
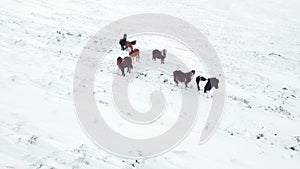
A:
[269,52,284,58]
[264,105,293,119]
[28,135,38,145]
[130,160,141,168]
[36,164,43,169]
[289,146,297,151]
[256,133,264,139]
[295,136,300,143]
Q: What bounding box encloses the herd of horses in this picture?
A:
[117,34,219,93]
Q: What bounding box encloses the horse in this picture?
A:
[173,70,195,88]
[152,49,167,64]
[125,40,136,52]
[196,76,219,93]
[117,56,133,76]
[129,49,140,62]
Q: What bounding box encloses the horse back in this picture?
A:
[173,70,186,82]
[123,57,133,68]
[152,49,160,56]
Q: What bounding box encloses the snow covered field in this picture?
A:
[0,0,300,168]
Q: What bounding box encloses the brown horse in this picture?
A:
[125,40,136,52]
[152,49,167,64]
[117,56,133,76]
[173,70,195,88]
[129,49,140,62]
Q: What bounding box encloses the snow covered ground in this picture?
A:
[0,0,300,168]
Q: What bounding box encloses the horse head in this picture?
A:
[117,57,123,65]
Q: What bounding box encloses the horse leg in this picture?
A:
[127,67,131,73]
[196,76,201,91]
[121,68,125,76]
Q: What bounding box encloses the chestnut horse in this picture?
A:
[125,40,136,52]
[129,49,140,62]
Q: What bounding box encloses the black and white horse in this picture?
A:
[196,76,219,93]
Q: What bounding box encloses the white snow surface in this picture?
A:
[1,0,300,168]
